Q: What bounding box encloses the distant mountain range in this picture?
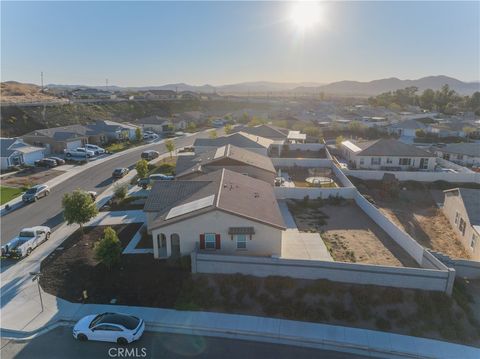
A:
[45,76,479,96]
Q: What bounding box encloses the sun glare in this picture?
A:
[290,1,322,32]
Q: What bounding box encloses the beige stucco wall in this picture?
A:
[149,210,283,259]
[353,155,435,171]
[443,193,479,260]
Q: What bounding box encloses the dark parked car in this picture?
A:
[47,157,66,165]
[141,150,160,161]
[34,158,58,168]
[22,185,50,203]
[112,168,129,179]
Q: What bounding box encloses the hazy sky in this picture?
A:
[1,1,479,86]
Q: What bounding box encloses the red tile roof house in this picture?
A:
[144,169,286,259]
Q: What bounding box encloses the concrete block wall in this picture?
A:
[344,169,480,183]
[271,158,333,168]
[274,187,357,200]
[191,252,454,294]
[286,143,325,151]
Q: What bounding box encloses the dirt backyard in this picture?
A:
[1,167,66,188]
[358,187,470,259]
[287,199,418,267]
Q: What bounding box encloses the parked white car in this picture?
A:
[1,226,51,258]
[84,144,106,155]
[73,313,145,345]
[64,147,95,158]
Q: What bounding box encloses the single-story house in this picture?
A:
[144,169,286,259]
[22,126,89,154]
[434,143,480,166]
[232,124,289,141]
[443,188,480,260]
[135,116,172,133]
[340,138,436,171]
[0,138,45,170]
[193,133,269,156]
[175,144,276,184]
[22,120,141,153]
[388,120,427,138]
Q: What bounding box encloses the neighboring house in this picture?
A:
[434,143,480,166]
[176,144,276,184]
[193,133,269,156]
[388,119,427,138]
[22,120,141,153]
[340,138,435,171]
[22,126,89,154]
[232,124,289,141]
[135,116,172,133]
[443,188,480,261]
[0,138,45,170]
[144,169,286,259]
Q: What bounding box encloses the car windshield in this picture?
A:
[26,187,38,194]
[114,169,122,173]
[19,231,35,238]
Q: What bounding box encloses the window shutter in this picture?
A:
[199,234,205,249]
[215,234,221,249]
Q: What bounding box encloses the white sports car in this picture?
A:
[73,313,145,345]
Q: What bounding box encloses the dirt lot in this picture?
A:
[287,199,418,267]
[39,222,480,346]
[356,185,470,259]
[1,167,66,188]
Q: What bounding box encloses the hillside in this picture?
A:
[0,99,272,137]
[1,81,62,103]
[296,76,480,96]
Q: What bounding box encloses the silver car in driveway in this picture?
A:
[22,185,50,203]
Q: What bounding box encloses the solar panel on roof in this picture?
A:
[165,195,215,220]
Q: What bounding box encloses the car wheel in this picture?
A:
[77,334,88,342]
[66,153,72,157]
[46,232,51,240]
[45,190,50,196]
[26,248,32,256]
[117,337,128,345]
[34,196,38,202]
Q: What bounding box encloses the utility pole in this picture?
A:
[40,72,44,92]
[30,272,44,312]
[105,78,109,92]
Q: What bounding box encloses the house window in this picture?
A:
[459,218,466,236]
[386,158,393,164]
[236,234,247,249]
[419,158,429,170]
[455,212,460,225]
[471,234,478,249]
[399,158,411,166]
[359,158,365,165]
[371,157,381,165]
[205,233,216,249]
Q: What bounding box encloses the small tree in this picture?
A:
[62,190,98,233]
[135,127,142,142]
[224,123,233,135]
[186,122,197,133]
[113,183,128,200]
[94,227,122,269]
[335,135,345,148]
[165,139,175,158]
[209,130,217,139]
[136,159,148,179]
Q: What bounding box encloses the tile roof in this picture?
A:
[1,138,43,157]
[176,144,276,178]
[438,143,480,157]
[146,169,285,230]
[232,124,288,140]
[193,133,266,149]
[357,139,433,157]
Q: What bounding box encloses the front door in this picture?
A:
[170,234,180,258]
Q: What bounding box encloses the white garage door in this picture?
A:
[66,140,82,150]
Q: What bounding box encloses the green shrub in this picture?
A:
[113,183,128,200]
[94,227,122,269]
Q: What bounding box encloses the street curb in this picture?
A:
[2,318,477,359]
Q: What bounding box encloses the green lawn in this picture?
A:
[0,186,23,205]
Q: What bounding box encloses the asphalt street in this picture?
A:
[0,327,370,359]
[0,131,215,244]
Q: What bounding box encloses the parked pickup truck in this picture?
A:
[1,226,51,259]
[64,147,95,158]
